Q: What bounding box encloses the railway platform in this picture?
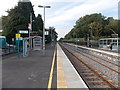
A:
[3,42,119,89]
[61,43,119,89]
[2,44,57,89]
[2,43,89,89]
[57,44,88,89]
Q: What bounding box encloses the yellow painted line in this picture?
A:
[47,45,56,90]
[57,44,67,88]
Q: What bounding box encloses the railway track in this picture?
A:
[59,43,119,89]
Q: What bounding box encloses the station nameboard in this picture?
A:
[111,34,118,38]
[19,30,29,34]
[19,30,28,34]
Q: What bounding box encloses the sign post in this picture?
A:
[12,38,15,51]
[23,39,27,57]
[16,34,21,57]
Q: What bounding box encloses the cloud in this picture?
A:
[0,0,119,39]
[0,0,18,16]
[43,0,119,39]
[47,0,118,24]
[32,0,87,3]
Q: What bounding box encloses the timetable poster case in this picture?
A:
[33,36,42,50]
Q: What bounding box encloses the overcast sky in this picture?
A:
[0,0,119,39]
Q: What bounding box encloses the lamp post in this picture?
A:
[29,5,34,49]
[38,5,51,50]
[87,34,89,47]
[28,13,34,49]
[49,27,52,44]
[29,12,32,37]
[89,26,93,47]
[110,29,118,50]
[89,26,93,39]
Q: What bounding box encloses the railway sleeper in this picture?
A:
[60,44,118,89]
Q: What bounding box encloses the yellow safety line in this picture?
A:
[47,45,56,90]
[57,44,67,88]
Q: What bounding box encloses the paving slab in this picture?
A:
[2,44,57,89]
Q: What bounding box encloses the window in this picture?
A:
[118,40,120,45]
[100,40,103,44]
[113,42,117,45]
[113,40,117,43]
[108,39,112,44]
[104,40,106,45]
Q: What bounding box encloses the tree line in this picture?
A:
[1,1,43,43]
[64,13,119,40]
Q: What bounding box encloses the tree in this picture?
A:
[2,1,35,43]
[64,13,118,40]
[104,20,118,37]
[35,14,43,31]
[38,30,43,36]
[88,22,103,37]
[59,38,64,42]
[0,17,2,30]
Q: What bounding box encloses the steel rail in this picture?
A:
[60,43,118,89]
[76,47,120,67]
